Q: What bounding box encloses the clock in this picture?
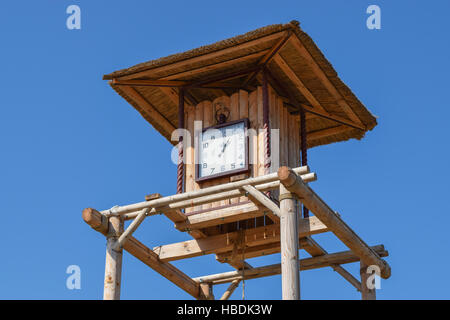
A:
[196,119,249,182]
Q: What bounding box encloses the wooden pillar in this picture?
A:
[279,184,300,300]
[199,283,215,300]
[103,215,124,300]
[360,261,376,300]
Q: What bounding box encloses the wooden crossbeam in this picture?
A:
[278,167,391,279]
[117,32,286,81]
[154,216,328,262]
[116,86,177,134]
[302,237,361,292]
[289,35,363,125]
[162,51,269,81]
[307,125,355,141]
[298,103,365,130]
[194,245,388,285]
[242,31,293,86]
[123,236,204,299]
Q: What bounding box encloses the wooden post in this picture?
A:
[103,215,124,300]
[360,261,376,300]
[279,184,300,300]
[199,283,214,300]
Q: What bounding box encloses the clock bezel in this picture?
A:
[195,118,250,183]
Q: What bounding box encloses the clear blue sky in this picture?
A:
[0,0,449,300]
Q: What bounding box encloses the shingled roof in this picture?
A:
[103,20,377,148]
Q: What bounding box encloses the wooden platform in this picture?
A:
[82,166,390,300]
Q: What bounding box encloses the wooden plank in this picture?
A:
[289,36,363,125]
[112,78,242,88]
[123,236,203,299]
[201,100,214,211]
[117,32,286,80]
[155,215,328,262]
[177,202,262,230]
[277,167,391,279]
[117,86,177,135]
[242,31,292,85]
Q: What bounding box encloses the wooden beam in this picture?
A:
[302,237,361,292]
[102,165,311,216]
[117,32,286,80]
[289,36,363,125]
[277,167,391,279]
[154,215,328,262]
[242,31,292,86]
[307,125,355,141]
[117,86,177,134]
[112,78,244,89]
[298,103,365,130]
[241,185,280,222]
[163,51,268,81]
[123,236,204,299]
[194,245,388,285]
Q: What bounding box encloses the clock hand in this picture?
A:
[219,139,231,157]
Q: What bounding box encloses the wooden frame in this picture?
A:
[82,165,390,300]
[195,118,250,183]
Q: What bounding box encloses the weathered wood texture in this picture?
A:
[103,216,124,300]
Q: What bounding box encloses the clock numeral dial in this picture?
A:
[198,120,247,180]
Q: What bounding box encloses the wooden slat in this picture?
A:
[155,215,328,262]
[184,105,196,214]
[289,36,363,125]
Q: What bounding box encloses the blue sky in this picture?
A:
[0,0,449,299]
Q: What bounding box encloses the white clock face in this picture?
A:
[198,120,247,180]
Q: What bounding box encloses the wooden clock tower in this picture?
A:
[83,21,390,300]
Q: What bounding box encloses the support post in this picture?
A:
[360,261,376,300]
[199,283,215,300]
[103,215,124,300]
[279,184,300,300]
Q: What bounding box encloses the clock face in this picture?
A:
[197,119,249,181]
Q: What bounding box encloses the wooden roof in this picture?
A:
[103,21,377,148]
